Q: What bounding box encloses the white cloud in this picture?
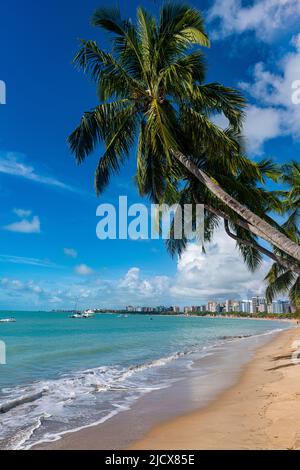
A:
[211,33,300,153]
[208,0,300,42]
[10,280,24,290]
[13,208,32,218]
[0,254,59,268]
[243,105,282,154]
[3,215,41,234]
[75,264,94,276]
[118,267,170,299]
[0,230,272,309]
[0,278,44,294]
[235,35,300,153]
[170,227,271,302]
[49,296,63,304]
[0,153,76,192]
[64,248,78,259]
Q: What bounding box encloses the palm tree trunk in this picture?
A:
[205,203,298,267]
[172,149,300,263]
[205,203,300,274]
[223,219,300,276]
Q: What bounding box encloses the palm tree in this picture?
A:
[68,2,300,265]
[281,161,300,240]
[166,158,300,275]
[265,263,299,309]
[265,162,300,307]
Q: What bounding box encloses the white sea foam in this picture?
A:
[0,324,288,450]
[0,348,200,449]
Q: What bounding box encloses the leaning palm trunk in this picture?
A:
[204,204,300,275]
[223,220,300,276]
[172,150,300,263]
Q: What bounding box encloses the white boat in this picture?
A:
[81,313,94,318]
[82,310,95,318]
[69,311,95,319]
[69,313,83,319]
[0,318,16,323]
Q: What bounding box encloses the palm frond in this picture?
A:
[158,2,210,52]
[136,120,166,202]
[234,225,263,272]
[92,6,146,81]
[94,104,139,194]
[265,265,296,303]
[68,100,131,163]
[194,83,246,130]
[74,40,144,100]
[136,7,157,75]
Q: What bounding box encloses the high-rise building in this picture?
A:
[241,300,252,314]
[232,301,242,312]
[251,296,267,314]
[225,300,242,313]
[267,303,273,314]
[272,300,291,314]
[207,301,218,313]
[251,297,257,314]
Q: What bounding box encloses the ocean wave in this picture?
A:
[219,327,285,342]
[0,390,47,413]
[0,325,287,450]
[6,414,50,451]
[0,348,200,450]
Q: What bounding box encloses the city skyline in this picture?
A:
[125,297,292,315]
[51,296,293,316]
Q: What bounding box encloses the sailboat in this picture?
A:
[0,317,16,323]
[69,308,95,319]
[69,297,83,318]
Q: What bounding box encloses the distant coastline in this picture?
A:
[1,309,298,321]
[49,309,298,321]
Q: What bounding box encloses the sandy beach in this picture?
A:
[130,325,300,450]
[33,324,300,451]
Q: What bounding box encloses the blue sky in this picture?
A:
[0,0,300,310]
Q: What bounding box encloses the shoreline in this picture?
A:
[32,324,298,450]
[130,326,300,450]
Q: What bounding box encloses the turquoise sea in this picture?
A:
[0,311,290,449]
